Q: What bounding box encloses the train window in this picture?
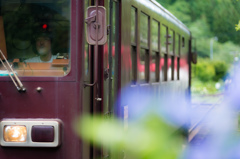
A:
[139,49,149,83]
[131,7,137,45]
[163,54,168,81]
[176,34,180,80]
[139,12,149,83]
[182,37,185,47]
[0,1,70,77]
[150,51,159,82]
[131,7,137,84]
[159,54,164,82]
[176,34,180,56]
[140,12,149,49]
[131,47,137,84]
[151,20,159,82]
[169,30,175,81]
[167,56,172,81]
[161,25,167,54]
[152,20,159,51]
[169,30,174,55]
[161,25,168,81]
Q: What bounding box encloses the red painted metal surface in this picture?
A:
[0,0,84,158]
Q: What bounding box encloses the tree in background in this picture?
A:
[157,0,240,44]
[157,0,240,64]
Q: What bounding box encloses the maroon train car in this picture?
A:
[0,0,196,159]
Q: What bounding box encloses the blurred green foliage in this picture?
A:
[157,0,240,60]
[75,115,185,159]
[213,61,228,81]
[191,59,228,94]
[191,77,223,94]
[193,61,215,82]
[192,59,228,82]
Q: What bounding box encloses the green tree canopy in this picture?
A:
[157,0,240,44]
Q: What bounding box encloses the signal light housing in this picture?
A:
[0,119,61,147]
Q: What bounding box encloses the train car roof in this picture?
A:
[139,0,191,35]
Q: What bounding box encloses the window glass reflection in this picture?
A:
[140,13,149,48]
[131,7,137,44]
[152,20,159,51]
[0,0,70,77]
[161,25,167,54]
[139,49,146,82]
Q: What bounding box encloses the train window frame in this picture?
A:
[0,0,71,79]
[131,6,137,84]
[139,12,150,83]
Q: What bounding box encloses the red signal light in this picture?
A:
[42,24,47,29]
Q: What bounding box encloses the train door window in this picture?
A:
[131,7,137,84]
[151,20,159,82]
[0,1,70,77]
[139,12,149,83]
[161,25,167,81]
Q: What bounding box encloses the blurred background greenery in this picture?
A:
[157,0,240,95]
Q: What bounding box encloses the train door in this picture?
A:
[105,0,120,119]
[103,0,121,158]
[83,0,120,158]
